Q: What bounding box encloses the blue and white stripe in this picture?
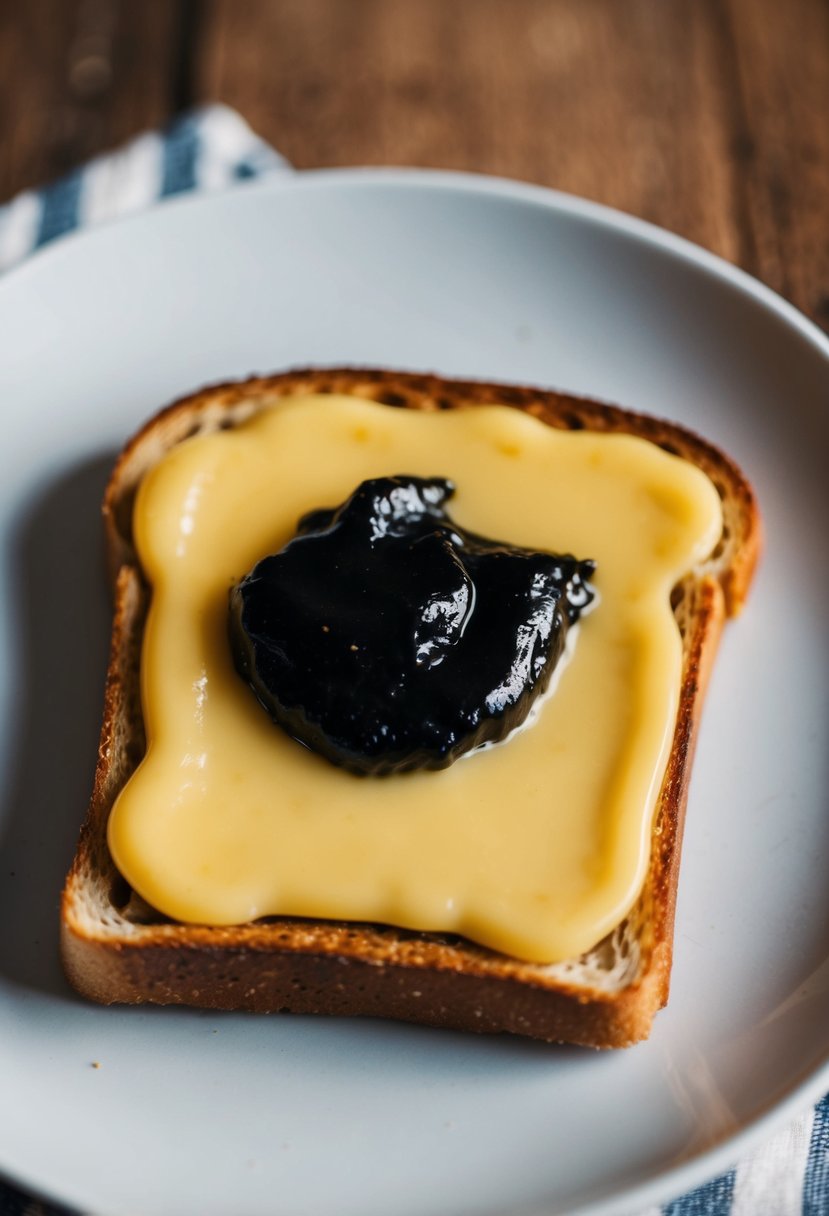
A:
[0,105,290,273]
[0,104,826,1216]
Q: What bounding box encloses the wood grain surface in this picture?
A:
[0,0,827,330]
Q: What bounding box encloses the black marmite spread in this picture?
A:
[229,476,596,774]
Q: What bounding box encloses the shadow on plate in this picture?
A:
[0,453,115,1000]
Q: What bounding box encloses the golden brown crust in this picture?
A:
[61,368,761,1047]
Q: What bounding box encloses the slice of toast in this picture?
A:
[60,368,760,1047]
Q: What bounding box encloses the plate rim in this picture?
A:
[0,165,827,1216]
[4,165,829,368]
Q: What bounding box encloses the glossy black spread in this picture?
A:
[229,477,596,774]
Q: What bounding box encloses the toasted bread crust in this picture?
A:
[61,368,760,1047]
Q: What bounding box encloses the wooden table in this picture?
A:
[1,0,827,332]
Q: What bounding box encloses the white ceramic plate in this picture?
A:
[0,170,827,1216]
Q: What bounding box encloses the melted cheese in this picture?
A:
[107,395,722,963]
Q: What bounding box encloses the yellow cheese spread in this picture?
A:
[107,394,722,963]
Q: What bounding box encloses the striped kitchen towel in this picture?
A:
[0,103,289,273]
[0,105,825,1216]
